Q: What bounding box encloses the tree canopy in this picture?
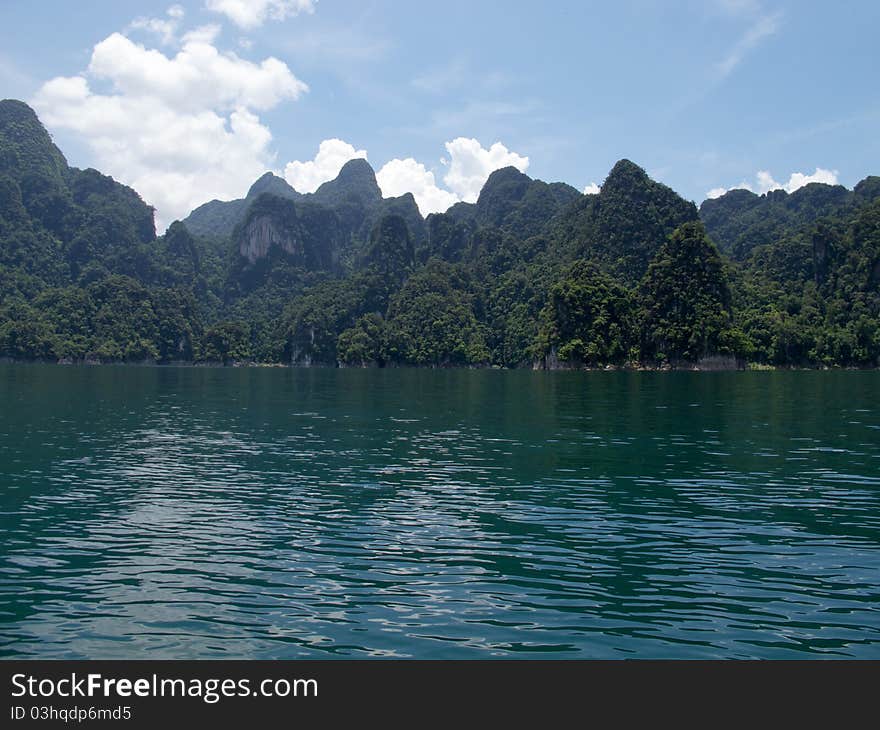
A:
[1,99,878,369]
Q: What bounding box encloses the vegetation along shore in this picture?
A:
[2,99,878,370]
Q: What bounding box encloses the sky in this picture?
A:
[1,0,878,230]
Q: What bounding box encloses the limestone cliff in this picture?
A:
[239,209,301,264]
[234,193,342,273]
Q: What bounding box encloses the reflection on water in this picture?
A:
[1,365,878,658]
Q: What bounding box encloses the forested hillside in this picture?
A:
[1,99,878,368]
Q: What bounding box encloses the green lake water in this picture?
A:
[1,364,878,658]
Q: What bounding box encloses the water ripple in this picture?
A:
[1,366,879,658]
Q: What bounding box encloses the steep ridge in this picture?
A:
[1,99,878,369]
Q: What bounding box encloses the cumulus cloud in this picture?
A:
[705,167,840,199]
[442,137,529,202]
[583,182,600,195]
[86,31,306,112]
[33,25,308,229]
[279,137,529,216]
[376,158,459,215]
[205,0,315,30]
[283,139,367,193]
[754,170,779,192]
[374,138,529,215]
[784,168,840,191]
[33,8,527,228]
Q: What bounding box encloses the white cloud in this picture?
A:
[33,11,527,229]
[706,187,729,200]
[784,168,840,191]
[128,6,186,46]
[705,167,840,199]
[205,0,315,30]
[33,25,308,230]
[280,137,529,216]
[180,24,223,45]
[716,11,781,78]
[283,139,367,193]
[754,170,780,192]
[376,158,459,215]
[86,31,306,113]
[442,137,529,203]
[376,138,529,215]
[583,182,600,195]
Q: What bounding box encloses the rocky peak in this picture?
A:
[311,158,381,208]
[247,172,299,201]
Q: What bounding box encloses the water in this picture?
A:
[1,364,878,659]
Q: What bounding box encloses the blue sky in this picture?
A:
[1,0,878,228]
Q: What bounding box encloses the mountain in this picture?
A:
[1,99,878,369]
[183,172,299,239]
[0,98,158,283]
[234,193,343,272]
[549,159,700,285]
[699,179,873,260]
[423,166,581,243]
[182,158,427,278]
[0,99,68,197]
[0,99,209,363]
[304,159,425,253]
[310,158,381,208]
[474,167,581,226]
[248,171,301,200]
[375,192,425,250]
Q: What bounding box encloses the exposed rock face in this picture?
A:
[233,193,342,277]
[290,326,316,367]
[239,213,301,264]
[692,355,743,371]
[184,173,298,239]
[183,160,398,249]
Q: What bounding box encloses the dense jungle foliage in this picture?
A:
[1,99,878,368]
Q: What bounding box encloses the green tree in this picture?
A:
[383,261,489,366]
[536,260,635,366]
[639,222,739,363]
[337,313,386,366]
[203,321,251,364]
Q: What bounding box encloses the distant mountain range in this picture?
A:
[1,98,878,368]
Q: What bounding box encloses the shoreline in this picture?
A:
[1,357,877,372]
